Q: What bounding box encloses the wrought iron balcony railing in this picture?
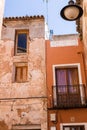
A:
[51,84,86,109]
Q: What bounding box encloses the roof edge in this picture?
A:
[3,15,44,21]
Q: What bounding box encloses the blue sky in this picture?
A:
[4,0,77,35]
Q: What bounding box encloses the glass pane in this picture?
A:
[55,69,67,93]
[64,126,84,130]
[56,69,67,85]
[17,33,27,53]
[64,127,70,130]
[67,68,79,85]
[55,67,79,93]
[67,68,79,93]
[72,128,76,130]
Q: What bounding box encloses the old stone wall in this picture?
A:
[0,17,47,130]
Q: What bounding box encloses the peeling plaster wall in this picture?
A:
[0,18,47,130]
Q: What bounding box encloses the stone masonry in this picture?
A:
[0,16,47,130]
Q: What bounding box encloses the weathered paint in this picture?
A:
[0,121,9,130]
[0,16,47,130]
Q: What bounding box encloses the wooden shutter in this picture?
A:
[22,66,27,82]
[15,66,27,82]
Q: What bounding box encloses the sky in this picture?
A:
[4,0,77,35]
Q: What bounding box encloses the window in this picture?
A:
[15,63,28,82]
[15,30,29,54]
[53,66,82,108]
[55,67,79,93]
[53,65,86,108]
[63,125,85,130]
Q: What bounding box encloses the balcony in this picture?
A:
[50,84,86,109]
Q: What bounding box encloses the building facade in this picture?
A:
[0,16,47,130]
[0,0,87,130]
[46,34,87,130]
[0,0,5,39]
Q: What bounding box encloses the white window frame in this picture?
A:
[52,63,85,104]
[60,123,87,130]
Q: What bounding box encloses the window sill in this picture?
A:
[12,81,29,84]
[15,52,28,56]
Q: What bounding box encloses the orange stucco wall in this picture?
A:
[46,39,87,107]
[46,38,87,130]
[48,109,87,130]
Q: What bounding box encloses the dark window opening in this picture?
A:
[15,30,28,55]
[63,125,85,130]
[17,33,27,53]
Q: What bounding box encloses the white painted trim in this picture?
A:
[60,123,87,130]
[50,39,78,47]
[50,126,56,130]
[52,63,85,104]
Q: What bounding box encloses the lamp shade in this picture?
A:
[60,1,83,21]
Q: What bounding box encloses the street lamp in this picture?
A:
[60,0,83,21]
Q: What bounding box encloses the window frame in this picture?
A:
[14,62,28,83]
[55,67,79,94]
[63,125,85,130]
[53,63,82,88]
[60,123,86,130]
[52,63,85,104]
[15,29,29,55]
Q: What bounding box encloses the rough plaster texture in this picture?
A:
[0,17,47,130]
